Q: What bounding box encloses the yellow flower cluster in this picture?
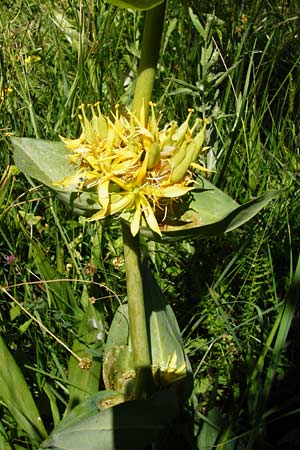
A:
[0,86,13,100]
[57,102,208,236]
[24,55,41,64]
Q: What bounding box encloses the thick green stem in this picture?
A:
[122,222,154,399]
[122,2,166,400]
[132,1,166,123]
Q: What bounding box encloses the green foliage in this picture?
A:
[0,336,47,443]
[105,0,165,10]
[66,303,104,413]
[41,391,179,450]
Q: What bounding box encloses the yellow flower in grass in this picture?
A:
[56,102,208,236]
[24,55,41,64]
[0,86,13,100]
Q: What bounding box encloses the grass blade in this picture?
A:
[0,335,47,442]
[264,252,300,398]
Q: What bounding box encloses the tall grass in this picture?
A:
[1,0,300,448]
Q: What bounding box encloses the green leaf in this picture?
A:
[18,318,33,334]
[11,137,72,188]
[9,303,21,321]
[66,304,104,414]
[142,261,193,401]
[0,336,47,442]
[0,419,13,450]
[102,303,136,396]
[42,382,61,428]
[197,407,225,450]
[139,177,280,241]
[53,390,123,433]
[41,391,179,450]
[11,137,98,215]
[104,0,165,10]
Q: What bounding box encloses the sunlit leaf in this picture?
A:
[18,318,33,334]
[138,177,280,241]
[11,137,72,188]
[11,137,98,215]
[142,261,193,400]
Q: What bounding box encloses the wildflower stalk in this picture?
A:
[122,222,154,399]
[122,2,166,399]
[122,2,166,400]
[132,1,166,123]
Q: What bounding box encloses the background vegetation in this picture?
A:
[1,0,300,448]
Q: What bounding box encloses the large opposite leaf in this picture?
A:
[11,137,98,215]
[139,179,280,241]
[142,261,193,400]
[12,138,71,187]
[41,391,179,450]
[52,390,124,433]
[11,137,279,241]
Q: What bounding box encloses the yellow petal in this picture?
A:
[171,108,193,145]
[85,155,102,170]
[68,154,81,164]
[79,105,95,145]
[135,152,148,186]
[190,162,215,173]
[97,179,110,213]
[130,197,142,237]
[87,192,134,222]
[85,172,101,189]
[53,171,86,190]
[87,209,107,221]
[140,195,161,236]
[60,136,83,150]
[109,175,130,191]
[149,101,159,139]
[160,184,194,198]
[90,103,108,138]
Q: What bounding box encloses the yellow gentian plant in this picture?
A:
[10,1,279,447]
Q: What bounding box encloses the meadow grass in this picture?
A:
[1,0,300,448]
